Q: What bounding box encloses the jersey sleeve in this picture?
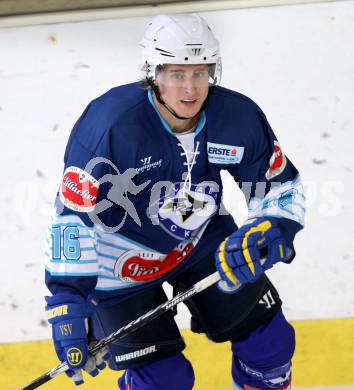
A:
[227,108,305,261]
[45,110,114,297]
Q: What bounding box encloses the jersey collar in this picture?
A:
[147,89,206,137]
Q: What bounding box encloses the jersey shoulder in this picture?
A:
[206,86,268,142]
[68,82,147,155]
[209,85,264,117]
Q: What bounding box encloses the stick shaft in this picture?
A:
[21,271,220,390]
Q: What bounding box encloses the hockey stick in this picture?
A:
[21,271,221,390]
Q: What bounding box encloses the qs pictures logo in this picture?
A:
[67,347,83,366]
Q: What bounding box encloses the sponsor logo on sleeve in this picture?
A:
[207,142,244,164]
[265,141,287,180]
[60,166,99,212]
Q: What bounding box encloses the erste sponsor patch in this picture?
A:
[207,142,244,164]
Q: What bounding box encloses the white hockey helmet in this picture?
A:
[140,13,222,84]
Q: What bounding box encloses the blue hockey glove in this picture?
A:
[215,217,287,287]
[45,293,109,385]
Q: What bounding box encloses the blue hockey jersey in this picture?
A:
[45,83,305,303]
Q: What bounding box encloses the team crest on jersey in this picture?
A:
[113,242,194,283]
[60,166,99,212]
[148,182,218,240]
[265,141,287,180]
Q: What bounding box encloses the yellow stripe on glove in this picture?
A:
[218,238,238,286]
[241,220,272,275]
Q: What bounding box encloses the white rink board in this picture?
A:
[0,0,353,343]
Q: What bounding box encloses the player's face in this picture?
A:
[155,64,210,118]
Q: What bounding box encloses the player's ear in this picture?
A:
[154,78,165,94]
[154,64,165,86]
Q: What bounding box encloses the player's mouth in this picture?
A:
[180,98,198,107]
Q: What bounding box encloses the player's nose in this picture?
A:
[182,78,197,93]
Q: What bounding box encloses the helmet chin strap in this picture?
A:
[146,77,215,121]
[147,78,192,120]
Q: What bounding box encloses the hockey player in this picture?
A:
[44,13,305,389]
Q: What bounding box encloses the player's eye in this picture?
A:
[194,71,207,79]
[171,72,185,80]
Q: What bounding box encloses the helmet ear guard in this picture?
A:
[207,58,222,85]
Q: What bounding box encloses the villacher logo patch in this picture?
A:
[60,166,99,212]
